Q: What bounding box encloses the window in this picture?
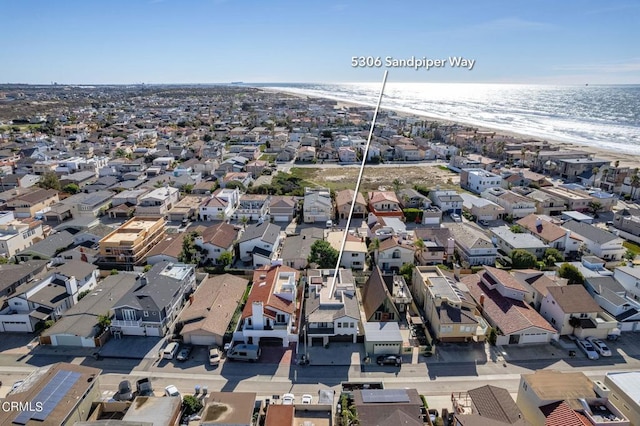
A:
[551,318,556,324]
[276,313,286,323]
[122,309,136,321]
[523,382,528,391]
[143,311,149,317]
[337,323,342,328]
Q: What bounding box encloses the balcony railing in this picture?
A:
[111,318,142,327]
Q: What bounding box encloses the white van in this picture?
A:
[226,344,261,362]
[163,342,179,360]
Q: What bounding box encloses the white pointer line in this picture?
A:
[331,70,388,287]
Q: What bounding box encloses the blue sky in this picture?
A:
[1,0,639,84]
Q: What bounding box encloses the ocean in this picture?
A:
[254,83,640,156]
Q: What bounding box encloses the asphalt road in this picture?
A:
[1,350,637,406]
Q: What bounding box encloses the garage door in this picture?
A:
[2,321,30,332]
[273,216,289,222]
[373,343,401,355]
[145,326,161,337]
[190,335,216,346]
[54,335,83,346]
[519,332,549,344]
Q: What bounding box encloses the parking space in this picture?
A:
[260,343,295,365]
[305,342,364,366]
[99,336,163,359]
[0,333,38,355]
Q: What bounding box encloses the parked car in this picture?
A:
[116,380,133,401]
[586,337,612,357]
[479,220,489,226]
[282,393,295,405]
[11,381,24,392]
[176,345,192,362]
[136,378,154,397]
[376,354,402,366]
[209,346,221,366]
[301,394,313,404]
[450,213,462,222]
[164,385,181,399]
[576,339,600,360]
[226,344,261,362]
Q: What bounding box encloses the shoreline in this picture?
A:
[259,87,639,169]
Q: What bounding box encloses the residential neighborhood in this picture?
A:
[1,85,640,426]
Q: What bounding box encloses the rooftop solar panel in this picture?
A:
[361,389,410,404]
[13,370,82,424]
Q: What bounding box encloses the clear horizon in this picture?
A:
[1,0,639,85]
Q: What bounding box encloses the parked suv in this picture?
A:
[376,354,402,366]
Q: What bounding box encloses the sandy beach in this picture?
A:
[265,88,639,169]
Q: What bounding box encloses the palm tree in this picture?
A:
[631,172,640,200]
[240,215,249,229]
[600,168,610,190]
[588,201,603,218]
[368,238,380,266]
[569,316,582,336]
[392,178,402,193]
[414,238,426,264]
[591,167,600,188]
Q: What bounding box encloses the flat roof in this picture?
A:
[101,217,164,244]
[606,371,640,404]
[202,391,256,425]
[122,396,181,424]
[562,210,593,220]
[364,321,402,342]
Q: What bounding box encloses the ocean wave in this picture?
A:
[258,83,640,155]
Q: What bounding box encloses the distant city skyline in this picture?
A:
[1,0,639,85]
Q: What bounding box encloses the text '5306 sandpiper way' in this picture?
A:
[351,56,476,70]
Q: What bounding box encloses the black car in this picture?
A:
[176,345,193,362]
[136,378,154,397]
[116,380,133,401]
[376,354,402,366]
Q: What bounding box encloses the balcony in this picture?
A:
[111,318,142,328]
[307,327,335,335]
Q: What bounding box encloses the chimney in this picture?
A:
[189,294,194,305]
[480,293,485,306]
[536,217,542,228]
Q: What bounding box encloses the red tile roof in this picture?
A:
[461,274,556,335]
[242,265,299,319]
[265,405,294,426]
[540,401,591,426]
[368,191,399,204]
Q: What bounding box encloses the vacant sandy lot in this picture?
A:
[293,165,460,191]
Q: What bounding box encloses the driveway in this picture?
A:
[99,336,163,360]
